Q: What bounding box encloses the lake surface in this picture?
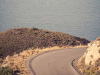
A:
[0,0,100,41]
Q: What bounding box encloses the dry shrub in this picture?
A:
[77,38,100,75]
[0,45,87,75]
[96,37,100,41]
[0,28,90,58]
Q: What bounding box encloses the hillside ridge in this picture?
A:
[0,28,90,58]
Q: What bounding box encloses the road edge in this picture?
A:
[71,57,83,75]
[26,48,86,75]
[26,48,68,75]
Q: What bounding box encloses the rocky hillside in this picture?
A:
[0,28,89,58]
[77,37,100,75]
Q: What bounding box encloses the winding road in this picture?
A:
[26,48,87,75]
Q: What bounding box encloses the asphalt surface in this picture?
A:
[26,48,87,75]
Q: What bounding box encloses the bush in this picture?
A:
[32,27,38,30]
[0,28,90,58]
[0,53,3,56]
[68,41,74,46]
[0,66,13,75]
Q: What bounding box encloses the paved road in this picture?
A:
[26,48,87,75]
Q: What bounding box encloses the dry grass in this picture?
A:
[0,28,90,58]
[1,45,87,75]
[0,28,90,75]
[77,38,100,75]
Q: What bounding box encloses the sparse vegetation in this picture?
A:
[0,66,13,75]
[1,47,61,75]
[1,46,88,75]
[32,27,38,30]
[0,28,90,58]
[77,57,99,75]
[0,53,3,57]
[77,37,100,75]
[0,28,90,74]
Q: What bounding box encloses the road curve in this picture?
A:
[26,48,87,75]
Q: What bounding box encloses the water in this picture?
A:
[0,0,100,41]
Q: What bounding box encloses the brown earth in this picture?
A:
[0,28,90,58]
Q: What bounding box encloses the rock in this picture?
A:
[6,55,11,61]
[77,37,100,74]
[2,63,8,67]
[83,38,100,65]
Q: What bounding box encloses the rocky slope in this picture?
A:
[77,37,100,75]
[0,28,89,58]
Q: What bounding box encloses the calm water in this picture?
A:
[0,0,100,41]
